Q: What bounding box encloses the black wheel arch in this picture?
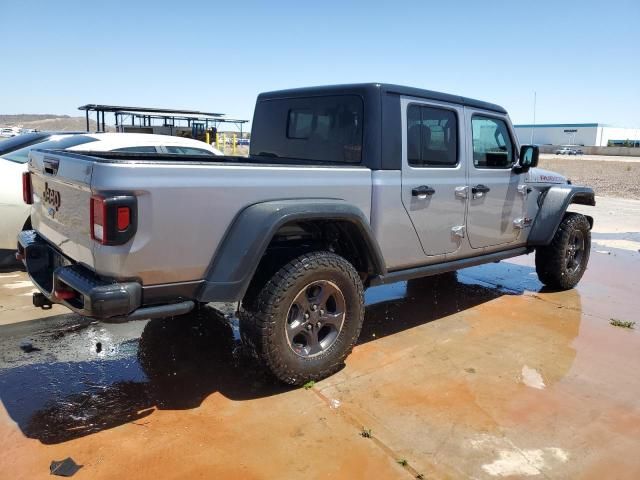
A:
[197,199,386,303]
[528,185,595,246]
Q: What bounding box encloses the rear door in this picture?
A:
[464,110,526,248]
[400,97,467,256]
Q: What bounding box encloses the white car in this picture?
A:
[0,127,21,138]
[555,147,577,155]
[0,133,222,261]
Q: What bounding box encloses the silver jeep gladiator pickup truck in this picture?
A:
[19,83,594,385]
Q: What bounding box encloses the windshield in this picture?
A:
[2,135,97,163]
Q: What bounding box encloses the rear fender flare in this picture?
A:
[197,199,385,302]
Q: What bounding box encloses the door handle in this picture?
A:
[412,185,436,198]
[472,184,491,194]
[471,184,490,199]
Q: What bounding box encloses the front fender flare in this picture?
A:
[528,185,595,246]
[197,199,385,303]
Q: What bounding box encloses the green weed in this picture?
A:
[610,318,635,329]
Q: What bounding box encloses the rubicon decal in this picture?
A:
[43,182,61,211]
[539,174,564,182]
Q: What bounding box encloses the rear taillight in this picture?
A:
[22,172,33,205]
[90,194,137,245]
[90,196,107,242]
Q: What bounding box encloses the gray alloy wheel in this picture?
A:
[239,251,364,385]
[565,229,585,275]
[285,280,346,358]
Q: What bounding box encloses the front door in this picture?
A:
[400,98,467,256]
[465,110,526,248]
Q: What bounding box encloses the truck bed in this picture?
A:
[68,150,366,167]
[27,149,373,286]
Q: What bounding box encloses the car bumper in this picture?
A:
[18,230,194,321]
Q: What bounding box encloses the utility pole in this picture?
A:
[530,91,537,144]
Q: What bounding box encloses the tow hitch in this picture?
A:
[33,292,53,309]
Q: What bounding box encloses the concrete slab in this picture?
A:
[0,197,638,479]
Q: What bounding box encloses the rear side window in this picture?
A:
[251,95,363,164]
[407,105,458,167]
[2,136,97,164]
[164,146,214,156]
[112,146,159,153]
[471,116,514,168]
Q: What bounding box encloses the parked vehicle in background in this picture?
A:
[0,127,21,138]
[555,146,583,155]
[555,147,576,155]
[1,133,221,264]
[19,83,594,385]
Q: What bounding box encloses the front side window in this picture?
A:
[471,116,514,168]
[407,105,458,167]
[250,95,363,164]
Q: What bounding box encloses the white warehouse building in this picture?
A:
[513,123,640,147]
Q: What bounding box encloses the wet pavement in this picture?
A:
[1,199,639,479]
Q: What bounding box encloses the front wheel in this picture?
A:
[239,251,364,385]
[535,212,591,290]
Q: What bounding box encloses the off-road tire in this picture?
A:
[535,212,591,290]
[239,251,364,385]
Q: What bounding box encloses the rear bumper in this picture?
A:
[18,230,193,321]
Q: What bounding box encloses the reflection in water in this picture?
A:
[361,262,543,345]
[0,308,287,444]
[0,261,581,444]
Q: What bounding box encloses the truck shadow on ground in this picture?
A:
[0,263,545,444]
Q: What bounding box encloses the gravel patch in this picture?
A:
[539,158,640,200]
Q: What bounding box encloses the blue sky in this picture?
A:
[2,0,639,127]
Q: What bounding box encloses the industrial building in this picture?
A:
[514,123,640,147]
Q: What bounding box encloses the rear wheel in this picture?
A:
[239,251,364,385]
[535,212,591,290]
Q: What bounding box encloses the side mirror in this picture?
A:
[515,145,539,173]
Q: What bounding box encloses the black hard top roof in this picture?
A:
[258,83,507,114]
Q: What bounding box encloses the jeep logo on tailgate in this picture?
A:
[43,182,61,211]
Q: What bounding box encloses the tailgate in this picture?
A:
[28,150,95,266]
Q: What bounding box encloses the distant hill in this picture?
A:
[0,114,102,132]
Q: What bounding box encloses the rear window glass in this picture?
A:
[2,136,96,164]
[250,95,363,164]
